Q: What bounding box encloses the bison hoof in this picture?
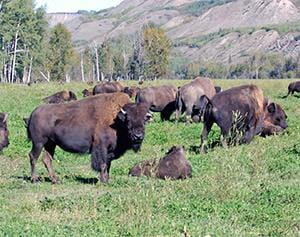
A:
[31,176,41,183]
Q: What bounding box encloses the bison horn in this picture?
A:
[121,108,127,115]
[3,113,8,123]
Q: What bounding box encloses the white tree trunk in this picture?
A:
[11,23,20,83]
[80,54,85,82]
[94,45,100,81]
[27,56,33,83]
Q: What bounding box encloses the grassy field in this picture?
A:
[0,80,299,236]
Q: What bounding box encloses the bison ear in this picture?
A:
[267,103,276,114]
[117,108,127,122]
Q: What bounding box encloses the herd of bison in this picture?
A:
[0,78,299,184]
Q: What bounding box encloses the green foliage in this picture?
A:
[182,0,236,16]
[47,23,76,81]
[0,80,299,236]
[143,26,171,79]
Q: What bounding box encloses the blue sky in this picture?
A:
[35,0,123,13]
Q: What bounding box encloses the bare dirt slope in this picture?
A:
[47,0,300,64]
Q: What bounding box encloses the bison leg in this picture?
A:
[43,141,58,184]
[200,120,214,153]
[91,145,110,183]
[161,103,175,121]
[29,143,44,183]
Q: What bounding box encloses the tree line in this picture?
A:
[1,0,299,84]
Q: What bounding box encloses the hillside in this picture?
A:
[47,0,300,64]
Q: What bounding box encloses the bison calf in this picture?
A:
[43,90,77,104]
[26,93,151,184]
[0,113,9,151]
[129,146,192,180]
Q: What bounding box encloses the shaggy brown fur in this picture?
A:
[0,113,9,151]
[129,146,192,180]
[42,90,77,104]
[93,81,124,95]
[176,77,216,121]
[284,81,300,97]
[192,85,287,152]
[135,85,177,120]
[26,93,151,184]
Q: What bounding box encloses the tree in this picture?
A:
[143,25,171,80]
[47,23,75,81]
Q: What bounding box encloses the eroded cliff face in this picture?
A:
[47,0,300,64]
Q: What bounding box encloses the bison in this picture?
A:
[26,92,151,184]
[175,77,216,121]
[129,146,192,180]
[284,81,300,98]
[82,89,93,97]
[215,86,222,93]
[135,85,177,120]
[42,90,77,104]
[260,102,288,137]
[0,113,9,151]
[192,85,287,152]
[93,81,124,95]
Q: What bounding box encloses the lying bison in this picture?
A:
[192,85,287,152]
[26,93,151,184]
[43,90,77,104]
[135,85,177,120]
[284,81,300,98]
[176,77,216,121]
[129,146,192,180]
[0,113,9,151]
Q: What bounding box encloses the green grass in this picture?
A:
[0,80,299,236]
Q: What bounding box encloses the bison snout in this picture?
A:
[133,132,144,140]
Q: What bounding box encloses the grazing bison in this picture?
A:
[192,85,287,152]
[260,102,288,137]
[135,85,177,120]
[82,89,93,97]
[43,90,77,104]
[26,93,151,184]
[129,146,192,180]
[175,77,216,121]
[93,81,124,95]
[0,113,9,151]
[284,81,300,97]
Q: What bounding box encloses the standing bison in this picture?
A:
[176,77,216,121]
[26,93,151,184]
[42,90,77,104]
[93,81,124,95]
[284,81,300,98]
[129,146,192,180]
[135,85,177,120]
[192,85,287,152]
[0,113,9,151]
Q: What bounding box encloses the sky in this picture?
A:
[35,0,123,13]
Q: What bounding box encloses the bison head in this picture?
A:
[265,102,288,131]
[117,102,152,152]
[68,91,77,101]
[0,113,9,151]
[82,89,92,97]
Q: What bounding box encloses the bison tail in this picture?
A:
[175,90,182,111]
[25,115,32,141]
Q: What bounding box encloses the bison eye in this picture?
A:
[276,118,281,122]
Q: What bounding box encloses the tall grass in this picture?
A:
[0,80,299,236]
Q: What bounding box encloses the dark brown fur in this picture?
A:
[82,89,93,97]
[129,146,192,180]
[192,85,287,152]
[284,81,300,97]
[176,77,216,121]
[0,113,9,151]
[42,90,77,104]
[135,85,177,120]
[93,81,124,95]
[26,93,151,184]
